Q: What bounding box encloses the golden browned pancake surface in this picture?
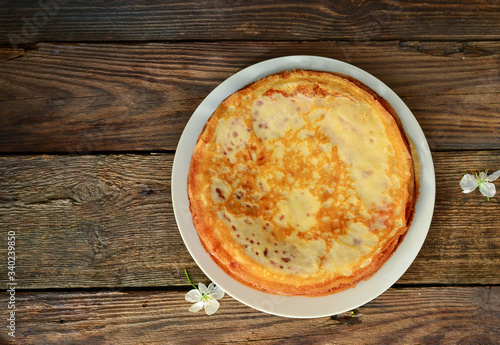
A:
[188,69,415,296]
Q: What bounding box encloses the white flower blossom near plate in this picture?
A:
[460,170,500,201]
[185,282,225,315]
[172,56,436,318]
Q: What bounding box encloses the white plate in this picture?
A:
[172,56,435,318]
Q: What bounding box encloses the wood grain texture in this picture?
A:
[0,41,499,153]
[401,150,500,285]
[0,1,498,342]
[1,0,500,45]
[0,47,25,62]
[2,287,498,344]
[0,151,498,289]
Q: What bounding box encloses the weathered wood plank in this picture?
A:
[0,41,499,153]
[1,0,499,46]
[0,151,498,289]
[3,287,498,344]
[0,47,25,62]
[400,151,500,284]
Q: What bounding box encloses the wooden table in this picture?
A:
[1,1,499,343]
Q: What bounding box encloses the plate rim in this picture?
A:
[171,55,436,318]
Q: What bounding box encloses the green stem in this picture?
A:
[184,269,198,290]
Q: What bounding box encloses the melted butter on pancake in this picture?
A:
[277,189,321,233]
[317,96,394,209]
[215,116,251,163]
[252,94,305,140]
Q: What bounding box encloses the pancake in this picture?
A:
[188,69,417,296]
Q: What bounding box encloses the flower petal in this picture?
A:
[460,174,478,193]
[189,301,204,313]
[480,182,496,198]
[185,289,201,303]
[198,282,209,294]
[487,170,500,182]
[204,299,220,315]
[208,284,225,300]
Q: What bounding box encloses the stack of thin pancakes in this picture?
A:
[188,69,417,296]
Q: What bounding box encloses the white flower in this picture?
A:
[185,282,225,315]
[460,170,500,200]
